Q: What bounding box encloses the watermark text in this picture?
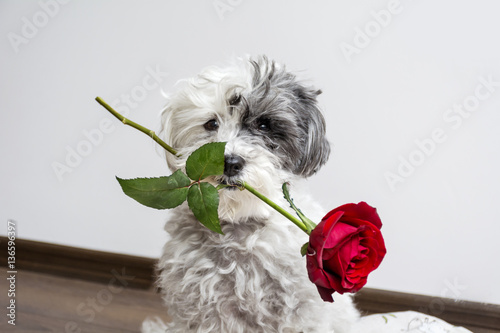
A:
[6,220,17,326]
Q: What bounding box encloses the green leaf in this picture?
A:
[116,170,191,209]
[187,182,223,234]
[186,142,226,180]
[300,242,309,257]
[282,183,317,233]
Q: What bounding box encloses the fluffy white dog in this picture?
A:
[142,56,360,333]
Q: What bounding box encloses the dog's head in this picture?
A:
[160,56,330,220]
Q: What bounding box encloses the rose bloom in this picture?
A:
[306,202,386,302]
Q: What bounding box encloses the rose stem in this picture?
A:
[242,182,309,234]
[95,96,179,156]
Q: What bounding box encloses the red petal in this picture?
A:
[324,222,359,249]
[308,211,344,269]
[324,202,382,230]
[323,250,345,279]
[310,211,343,248]
[316,286,335,302]
[324,270,349,294]
[306,250,328,285]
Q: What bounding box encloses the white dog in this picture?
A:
[142,56,360,333]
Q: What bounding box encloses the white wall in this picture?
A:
[1,0,499,305]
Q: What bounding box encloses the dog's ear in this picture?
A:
[294,87,331,177]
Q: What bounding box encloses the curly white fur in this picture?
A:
[142,56,360,333]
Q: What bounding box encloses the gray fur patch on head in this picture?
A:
[234,56,331,177]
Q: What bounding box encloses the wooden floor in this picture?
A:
[1,269,497,333]
[0,270,170,333]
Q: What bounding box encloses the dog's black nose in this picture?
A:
[224,155,245,177]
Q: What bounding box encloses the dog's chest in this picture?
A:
[159,215,317,331]
[169,220,304,306]
[205,221,301,290]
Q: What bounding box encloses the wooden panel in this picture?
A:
[0,270,169,333]
[1,236,499,332]
[0,236,156,289]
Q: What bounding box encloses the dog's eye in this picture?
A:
[228,94,241,106]
[257,118,271,132]
[204,119,219,131]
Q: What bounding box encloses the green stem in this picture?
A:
[242,182,309,234]
[282,183,317,233]
[95,97,179,156]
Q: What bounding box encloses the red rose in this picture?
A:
[306,202,386,302]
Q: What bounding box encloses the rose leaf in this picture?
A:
[187,182,223,234]
[116,169,191,209]
[186,142,227,181]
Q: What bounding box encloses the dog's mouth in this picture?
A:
[217,177,243,191]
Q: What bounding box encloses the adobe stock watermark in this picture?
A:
[6,220,18,326]
[419,277,467,316]
[51,65,169,182]
[339,0,408,64]
[7,0,72,54]
[213,0,243,21]
[385,75,499,191]
[64,267,135,333]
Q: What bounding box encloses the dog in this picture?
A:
[142,56,360,333]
